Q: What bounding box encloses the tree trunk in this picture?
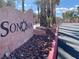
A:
[51,3,56,24]
[22,0,24,12]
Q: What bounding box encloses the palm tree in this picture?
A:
[77,6,79,13]
[22,0,25,12]
[41,0,60,25]
[62,10,74,22]
[0,0,11,8]
[35,0,41,23]
[0,0,4,8]
[0,0,16,8]
[7,0,16,7]
[35,0,47,27]
[49,0,60,24]
[35,0,60,27]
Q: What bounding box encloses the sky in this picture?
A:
[16,0,79,17]
[16,0,37,12]
[56,0,79,17]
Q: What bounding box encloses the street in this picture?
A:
[58,23,79,59]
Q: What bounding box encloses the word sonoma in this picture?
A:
[0,20,32,37]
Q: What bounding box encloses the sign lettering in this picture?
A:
[0,20,32,37]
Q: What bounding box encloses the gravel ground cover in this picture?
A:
[2,29,55,59]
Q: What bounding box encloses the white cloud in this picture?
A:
[56,10,62,13]
[56,7,68,11]
[34,10,38,14]
[75,5,79,7]
[56,7,68,14]
[56,7,77,14]
[56,5,79,16]
[34,10,41,14]
[24,4,27,7]
[18,4,27,8]
[68,7,74,11]
[18,5,21,8]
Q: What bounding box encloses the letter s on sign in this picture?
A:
[1,21,9,37]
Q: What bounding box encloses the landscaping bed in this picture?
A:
[2,34,55,59]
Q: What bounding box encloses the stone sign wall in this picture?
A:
[0,7,33,58]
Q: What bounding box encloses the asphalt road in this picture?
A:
[57,23,79,59]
